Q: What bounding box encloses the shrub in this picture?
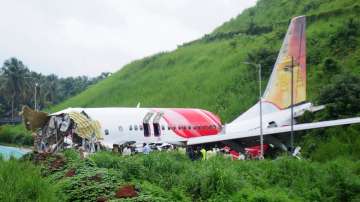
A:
[63,149,81,162]
[0,125,33,146]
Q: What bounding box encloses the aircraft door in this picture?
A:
[153,112,163,137]
[143,112,154,137]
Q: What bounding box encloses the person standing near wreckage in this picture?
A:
[122,146,131,156]
[143,143,152,154]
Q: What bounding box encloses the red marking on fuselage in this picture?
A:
[201,109,222,126]
[158,108,222,138]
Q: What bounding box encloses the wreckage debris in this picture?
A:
[31,152,52,164]
[20,106,49,132]
[96,196,108,202]
[65,168,76,177]
[21,106,103,154]
[88,173,103,182]
[49,155,66,172]
[115,184,139,198]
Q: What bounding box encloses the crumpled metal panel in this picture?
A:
[68,111,102,140]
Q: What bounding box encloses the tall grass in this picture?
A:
[0,159,62,202]
[2,150,359,201]
[84,151,360,201]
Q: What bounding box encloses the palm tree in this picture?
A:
[1,58,30,120]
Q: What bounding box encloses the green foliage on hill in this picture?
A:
[299,74,360,161]
[21,150,360,201]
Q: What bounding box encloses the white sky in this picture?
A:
[0,0,256,77]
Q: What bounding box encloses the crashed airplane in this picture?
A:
[22,16,360,155]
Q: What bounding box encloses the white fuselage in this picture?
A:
[53,103,313,147]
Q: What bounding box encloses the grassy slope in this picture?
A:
[0,158,61,202]
[52,0,360,124]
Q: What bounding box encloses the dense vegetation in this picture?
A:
[0,157,61,202]
[0,57,110,120]
[1,150,355,202]
[0,124,32,146]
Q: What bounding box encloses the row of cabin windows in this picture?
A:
[123,124,220,131]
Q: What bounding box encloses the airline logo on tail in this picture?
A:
[263,16,306,109]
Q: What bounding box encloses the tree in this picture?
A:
[0,57,109,119]
[246,48,277,79]
[317,74,360,119]
[1,58,30,120]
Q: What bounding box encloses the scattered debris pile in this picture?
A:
[115,184,139,198]
[65,168,76,177]
[21,106,103,153]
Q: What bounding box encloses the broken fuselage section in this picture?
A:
[21,106,103,153]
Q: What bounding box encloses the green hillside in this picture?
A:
[53,0,360,124]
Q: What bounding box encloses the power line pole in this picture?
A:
[24,77,39,111]
[290,56,294,152]
[259,63,264,159]
[34,83,38,111]
[243,62,263,159]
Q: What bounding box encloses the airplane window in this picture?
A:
[161,125,165,130]
[188,126,192,130]
[139,125,143,130]
[178,126,182,130]
[118,126,123,132]
[134,125,138,131]
[105,129,109,135]
[168,126,171,130]
[129,125,133,131]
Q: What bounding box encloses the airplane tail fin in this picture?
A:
[262,16,306,109]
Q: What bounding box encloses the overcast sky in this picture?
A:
[0,0,256,77]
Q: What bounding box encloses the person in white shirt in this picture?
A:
[122,146,132,156]
[143,143,152,154]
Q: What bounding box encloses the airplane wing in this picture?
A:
[187,117,360,145]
